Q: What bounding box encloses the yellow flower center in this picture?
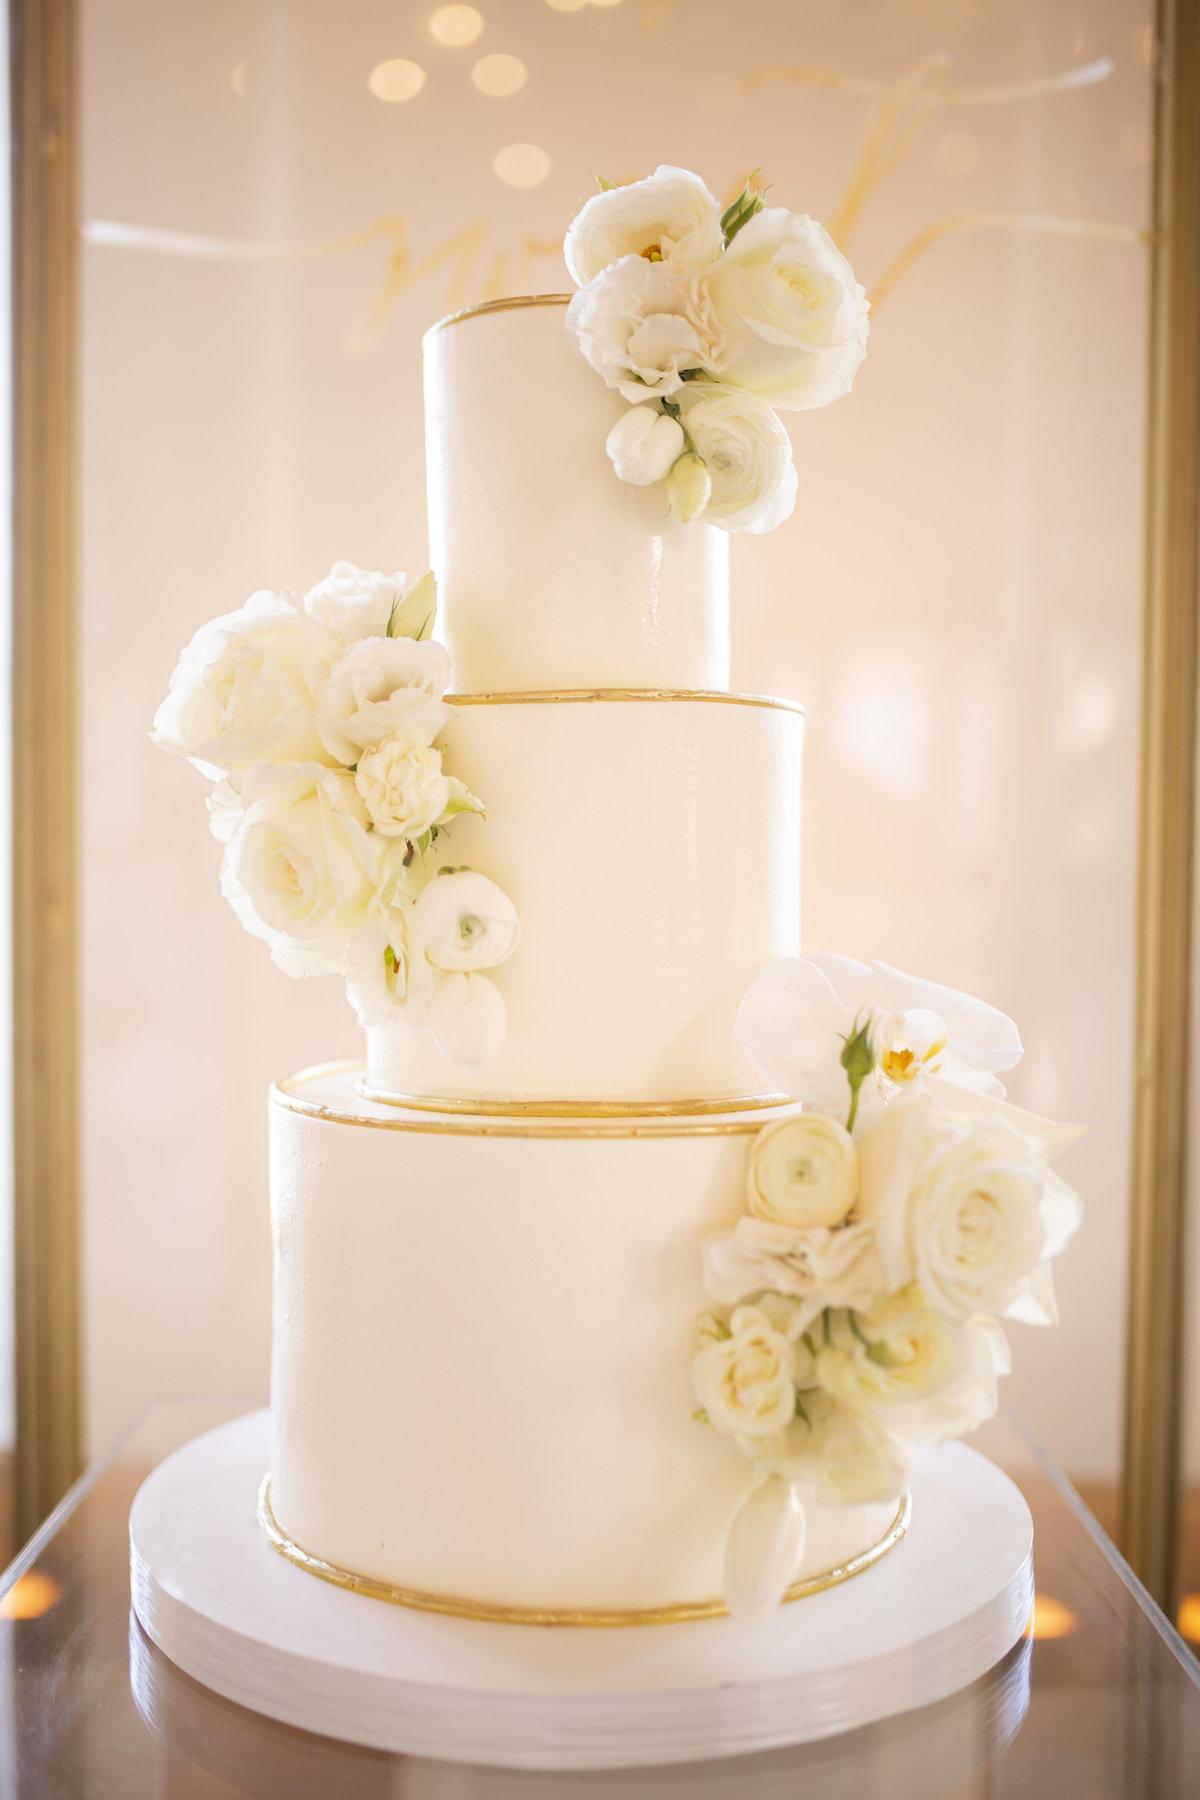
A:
[640,242,664,262]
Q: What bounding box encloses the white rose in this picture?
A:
[412,869,520,973]
[566,256,730,404]
[427,971,508,1070]
[353,729,483,840]
[747,1113,857,1228]
[604,405,685,486]
[691,1304,803,1442]
[315,636,451,766]
[703,1216,885,1325]
[220,763,383,977]
[736,954,1024,1121]
[153,591,339,776]
[704,208,870,411]
[674,384,797,534]
[564,164,724,285]
[765,1391,911,1507]
[815,1286,1008,1446]
[303,560,403,646]
[855,1082,1083,1325]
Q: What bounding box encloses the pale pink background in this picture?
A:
[80,0,1152,1482]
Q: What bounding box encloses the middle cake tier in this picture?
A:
[367,690,804,1109]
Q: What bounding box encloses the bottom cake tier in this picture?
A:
[267,1064,904,1619]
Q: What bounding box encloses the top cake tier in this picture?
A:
[423,297,731,692]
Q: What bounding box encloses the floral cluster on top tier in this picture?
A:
[153,561,520,1072]
[694,954,1082,1618]
[563,165,869,535]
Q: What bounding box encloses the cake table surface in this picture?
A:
[3,1396,1199,1795]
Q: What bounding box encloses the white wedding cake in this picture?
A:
[155,167,1080,1627]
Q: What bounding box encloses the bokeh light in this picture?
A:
[471,53,528,97]
[429,5,485,47]
[493,142,552,188]
[368,59,427,103]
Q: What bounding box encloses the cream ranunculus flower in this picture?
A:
[412,869,521,973]
[566,256,730,404]
[674,384,797,533]
[855,1081,1084,1325]
[691,1303,804,1442]
[765,1390,912,1507]
[564,164,724,286]
[737,953,1024,1121]
[315,636,451,766]
[815,1285,1009,1446]
[704,208,870,412]
[219,762,383,977]
[702,1216,885,1325]
[354,728,483,841]
[152,591,340,776]
[747,1113,858,1228]
[604,404,685,485]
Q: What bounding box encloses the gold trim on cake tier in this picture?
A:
[272,1064,781,1139]
[424,292,571,340]
[355,1080,794,1119]
[445,688,805,716]
[258,1477,911,1628]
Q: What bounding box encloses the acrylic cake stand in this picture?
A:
[129,1409,1033,1772]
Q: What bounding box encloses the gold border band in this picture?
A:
[272,1065,774,1140]
[355,1081,793,1119]
[424,292,571,340]
[258,1478,910,1628]
[446,688,805,717]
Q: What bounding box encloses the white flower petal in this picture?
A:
[723,1475,806,1620]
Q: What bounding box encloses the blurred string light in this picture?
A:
[368,59,427,103]
[0,1569,62,1621]
[428,5,485,46]
[229,60,249,98]
[547,0,626,10]
[493,143,552,188]
[471,53,528,97]
[1178,1594,1200,1641]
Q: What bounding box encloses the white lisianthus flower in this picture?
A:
[765,1391,911,1507]
[722,1473,806,1620]
[566,256,730,404]
[426,971,508,1070]
[412,869,520,973]
[354,728,483,841]
[704,208,870,411]
[692,1301,810,1442]
[219,763,382,977]
[855,1081,1084,1325]
[153,591,340,776]
[304,562,436,648]
[815,1286,1009,1446]
[315,636,451,766]
[746,1113,858,1228]
[344,899,425,1029]
[703,1216,885,1324]
[737,953,1024,1121]
[665,449,712,521]
[564,164,724,285]
[674,384,797,534]
[604,404,685,485]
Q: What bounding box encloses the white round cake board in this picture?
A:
[129,1410,1033,1772]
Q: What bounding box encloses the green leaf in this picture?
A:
[692,1407,710,1426]
[596,175,620,192]
[794,1393,812,1427]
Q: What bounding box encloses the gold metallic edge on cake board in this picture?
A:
[272,1065,775,1139]
[355,1080,794,1119]
[424,292,572,340]
[446,688,805,717]
[258,1477,911,1628]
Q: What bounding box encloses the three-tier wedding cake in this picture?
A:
[154,167,1081,1629]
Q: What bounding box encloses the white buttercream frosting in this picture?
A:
[268,1069,897,1613]
[424,300,730,691]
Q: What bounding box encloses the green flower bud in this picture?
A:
[666,450,712,524]
[840,1015,876,1132]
